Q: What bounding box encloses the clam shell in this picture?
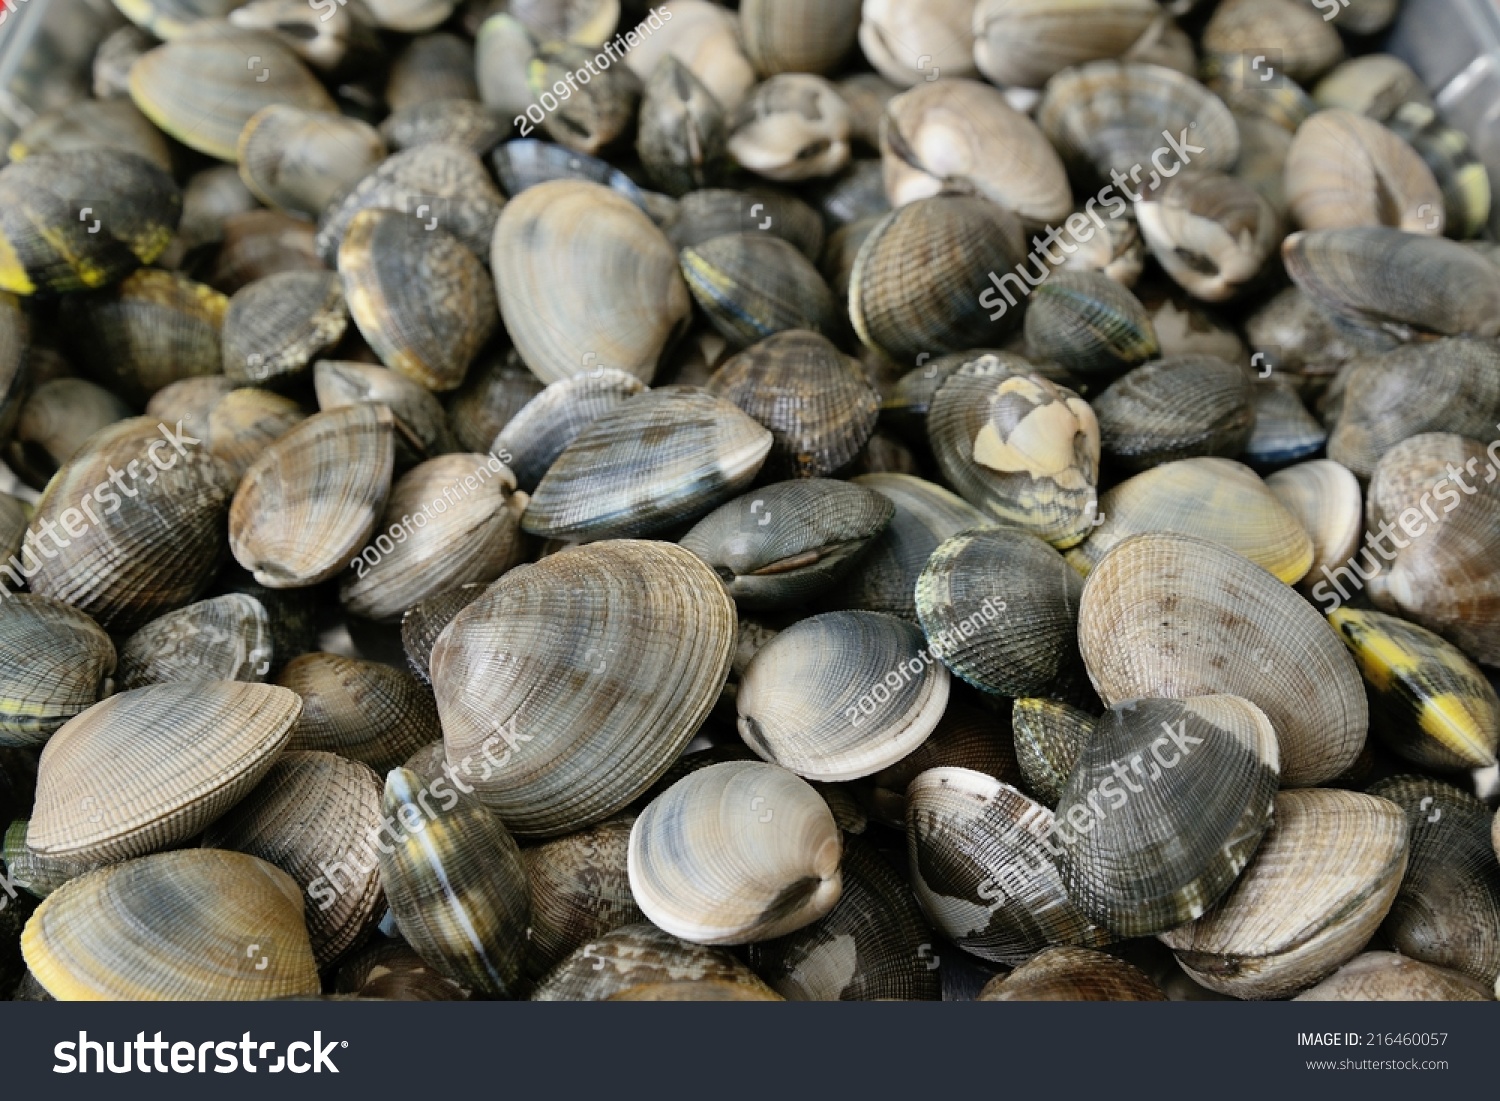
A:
[1387,101,1492,241]
[530,920,778,1001]
[523,816,643,980]
[1294,951,1493,1001]
[1312,54,1430,122]
[314,360,456,466]
[379,767,531,996]
[94,24,156,97]
[491,368,647,493]
[736,611,950,782]
[143,377,238,445]
[857,0,978,88]
[1067,457,1314,583]
[114,0,244,38]
[2,819,105,899]
[387,33,478,111]
[1265,460,1362,600]
[0,596,115,749]
[728,74,852,183]
[210,209,325,295]
[665,188,826,259]
[741,0,860,75]
[525,39,643,156]
[7,97,172,173]
[363,0,454,32]
[1078,533,1368,786]
[222,270,348,386]
[7,379,133,491]
[446,350,545,454]
[1023,270,1158,376]
[975,946,1166,1001]
[1135,171,1281,302]
[972,0,1165,89]
[679,479,893,609]
[334,938,469,1000]
[1012,697,1097,808]
[237,105,387,218]
[21,849,320,1000]
[1202,0,1344,86]
[380,99,511,156]
[116,593,274,690]
[1285,109,1445,235]
[490,139,648,210]
[606,979,783,1000]
[1244,380,1327,466]
[628,760,843,944]
[1092,354,1255,472]
[637,58,729,197]
[201,751,384,967]
[681,233,838,349]
[1057,696,1280,937]
[430,540,737,837]
[838,74,899,150]
[204,389,308,480]
[493,180,691,385]
[619,0,756,113]
[28,682,301,864]
[229,403,396,588]
[277,653,441,772]
[905,767,1111,964]
[521,388,773,542]
[401,585,486,686]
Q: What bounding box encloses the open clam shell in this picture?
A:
[116,593,274,690]
[521,388,773,542]
[1078,533,1368,787]
[1092,354,1255,472]
[530,921,778,1001]
[0,596,115,749]
[28,681,301,865]
[736,611,950,782]
[277,653,441,772]
[523,815,643,980]
[905,767,1111,965]
[1023,270,1158,376]
[491,368,647,493]
[976,946,1166,1001]
[1294,951,1493,1001]
[1012,697,1097,808]
[430,540,737,837]
[222,270,347,386]
[1135,172,1281,302]
[1056,696,1280,937]
[628,760,843,945]
[21,849,320,1001]
[1161,789,1409,999]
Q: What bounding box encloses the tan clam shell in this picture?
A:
[628,760,843,944]
[229,403,396,588]
[975,946,1166,1001]
[728,74,852,182]
[1078,533,1368,786]
[972,0,1165,90]
[1135,172,1281,302]
[1285,109,1445,234]
[858,0,979,88]
[1067,458,1314,584]
[201,750,384,967]
[741,0,860,75]
[21,849,320,1000]
[430,540,737,838]
[606,979,784,1001]
[1294,951,1493,1001]
[522,815,643,980]
[276,653,441,772]
[315,360,456,465]
[1265,459,1363,599]
[236,105,387,218]
[493,180,691,386]
[0,595,116,749]
[530,920,778,1001]
[28,681,302,864]
[492,367,647,493]
[1160,789,1409,999]
[620,1,756,113]
[1202,0,1344,86]
[205,388,308,480]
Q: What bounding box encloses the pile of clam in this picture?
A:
[0,0,1498,1004]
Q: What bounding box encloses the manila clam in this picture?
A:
[1294,952,1493,1001]
[522,815,643,979]
[1091,355,1255,472]
[491,368,646,493]
[975,946,1166,1001]
[0,596,116,748]
[530,921,776,1001]
[222,270,348,386]
[1011,697,1097,808]
[115,593,274,690]
[276,653,442,772]
[681,233,838,348]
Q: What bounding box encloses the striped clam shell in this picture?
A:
[0,595,115,749]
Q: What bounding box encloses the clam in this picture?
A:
[495,0,619,44]
[7,98,172,173]
[1092,355,1255,472]
[175,166,260,256]
[926,358,1101,549]
[0,493,28,577]
[204,389,309,480]
[491,139,648,209]
[315,143,505,266]
[746,835,940,1000]
[1201,0,1344,86]
[228,0,383,73]
[628,760,843,944]
[21,849,320,1000]
[1057,696,1280,937]
[229,403,395,588]
[681,233,838,348]
[494,180,690,385]
[736,611,949,781]
[335,938,470,1000]
[128,25,338,162]
[1135,172,1281,302]
[2,820,106,900]
[210,210,326,295]
[0,596,116,749]
[340,453,529,622]
[201,751,384,967]
[378,768,530,996]
[1012,697,1097,808]
[637,58,729,197]
[237,105,387,218]
[526,40,642,156]
[905,767,1110,964]
[972,0,1164,90]
[916,528,1087,698]
[380,99,511,156]
[1244,380,1327,466]
[387,33,479,111]
[1294,951,1493,1001]
[401,584,486,685]
[340,210,497,392]
[530,921,777,1001]
[93,25,156,99]
[116,594,274,690]
[1285,109,1444,235]
[6,379,132,491]
[838,74,899,150]
[315,360,456,466]
[706,330,879,479]
[680,480,892,609]
[620,1,756,114]
[1367,776,1500,986]
[1329,608,1499,771]
[28,681,301,865]
[1160,789,1409,999]
[447,349,546,453]
[1067,458,1314,583]
[880,79,1072,225]
[222,271,347,386]
[1265,459,1363,601]
[523,815,643,979]
[740,0,859,75]
[276,653,441,771]
[491,368,646,492]
[363,0,456,31]
[827,473,993,619]
[1282,227,1500,342]
[1387,101,1492,241]
[976,946,1166,1001]
[814,160,891,227]
[665,188,826,259]
[429,540,736,837]
[0,150,181,296]
[1312,55,1430,122]
[1078,533,1368,786]
[728,74,852,182]
[60,269,228,406]
[879,350,995,441]
[24,418,238,632]
[858,0,978,87]
[521,388,772,542]
[1023,270,1158,375]
[210,570,319,673]
[1057,211,1144,287]
[113,0,244,38]
[1147,296,1249,365]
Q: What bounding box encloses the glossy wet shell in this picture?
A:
[1285,109,1444,234]
[1244,381,1327,466]
[1161,789,1409,999]
[116,593,274,690]
[1023,271,1159,376]
[681,233,838,349]
[236,105,387,217]
[736,611,949,781]
[201,751,384,967]
[429,540,737,837]
[728,74,852,182]
[492,368,647,492]
[205,389,308,479]
[665,188,826,259]
[28,681,301,864]
[21,849,320,1001]
[975,946,1167,1001]
[1265,460,1362,596]
[905,767,1111,965]
[276,653,441,772]
[521,388,773,542]
[315,361,456,465]
[229,403,396,588]
[1092,355,1255,472]
[223,271,347,386]
[1294,951,1493,1001]
[530,921,778,1001]
[1079,533,1368,787]
[0,596,115,749]
[637,58,729,197]
[523,816,643,980]
[1012,697,1097,809]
